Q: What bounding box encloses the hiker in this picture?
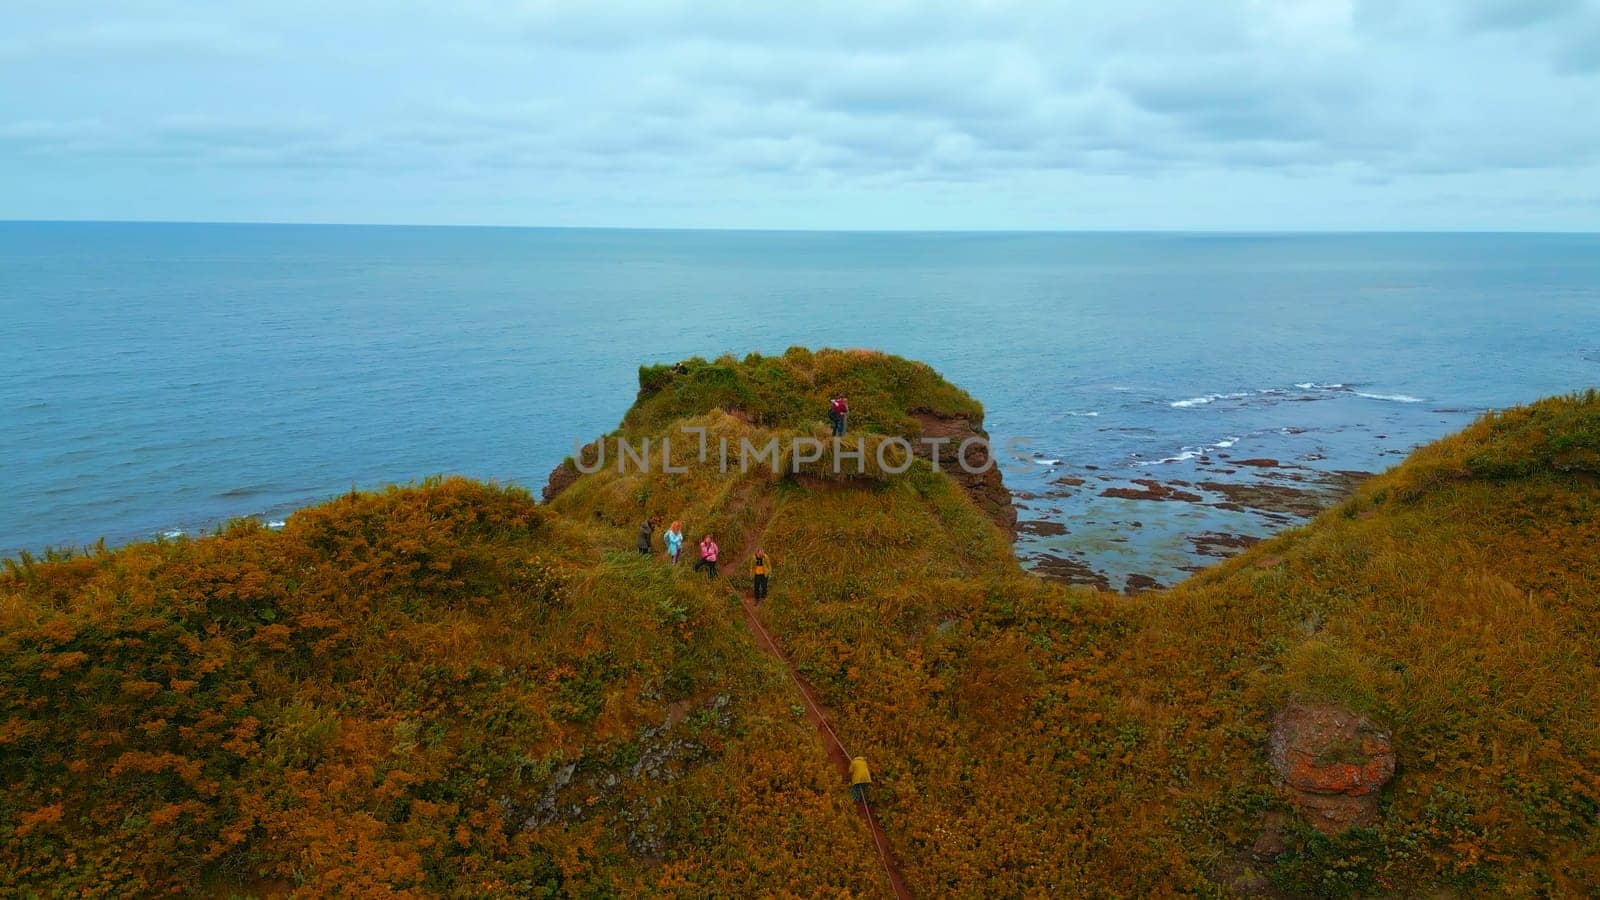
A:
[663,520,684,564]
[637,517,657,556]
[850,756,872,804]
[751,547,770,601]
[693,533,719,578]
[829,396,849,436]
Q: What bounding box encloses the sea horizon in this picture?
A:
[7,218,1600,236]
[6,222,1598,588]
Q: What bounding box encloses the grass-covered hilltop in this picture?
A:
[3,347,1597,897]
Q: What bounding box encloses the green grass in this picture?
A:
[4,351,1598,896]
[623,347,984,438]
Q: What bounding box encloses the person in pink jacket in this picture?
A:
[692,534,719,578]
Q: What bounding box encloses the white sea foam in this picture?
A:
[1134,431,1242,466]
[161,529,184,539]
[1032,457,1062,467]
[1176,382,1377,408]
[1134,448,1204,467]
[1064,411,1100,417]
[267,520,286,529]
[1170,392,1250,408]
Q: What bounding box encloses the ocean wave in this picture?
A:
[1134,431,1243,466]
[1064,411,1100,417]
[1032,457,1062,467]
[1354,391,1425,403]
[1171,382,1427,408]
[161,529,184,539]
[1134,448,1204,467]
[267,520,286,529]
[1170,392,1251,408]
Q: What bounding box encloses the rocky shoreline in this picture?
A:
[1017,455,1370,593]
[539,367,1371,597]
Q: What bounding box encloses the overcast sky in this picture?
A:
[2,0,1598,230]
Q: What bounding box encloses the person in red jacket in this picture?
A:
[829,396,849,436]
[692,534,719,578]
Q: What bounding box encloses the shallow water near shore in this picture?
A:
[4,223,1598,586]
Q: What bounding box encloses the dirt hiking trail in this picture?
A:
[723,496,914,899]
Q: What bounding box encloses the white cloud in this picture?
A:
[0,20,274,62]
[0,0,1597,228]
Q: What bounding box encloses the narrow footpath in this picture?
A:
[736,590,913,899]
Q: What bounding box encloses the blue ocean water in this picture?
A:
[4,223,1598,585]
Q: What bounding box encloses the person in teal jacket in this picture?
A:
[663,520,684,564]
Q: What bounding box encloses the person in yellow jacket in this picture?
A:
[751,547,770,602]
[849,756,871,804]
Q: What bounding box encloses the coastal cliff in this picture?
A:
[3,353,1597,897]
[544,348,1016,536]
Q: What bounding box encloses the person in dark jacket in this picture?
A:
[637,517,657,555]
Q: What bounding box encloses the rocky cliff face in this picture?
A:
[911,410,1017,539]
[542,440,597,502]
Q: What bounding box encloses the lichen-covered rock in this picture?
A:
[1268,700,1396,833]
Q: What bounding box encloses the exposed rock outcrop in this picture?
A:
[1268,700,1397,833]
[1018,519,1069,537]
[912,410,1018,538]
[1123,573,1164,593]
[516,695,731,841]
[542,439,600,502]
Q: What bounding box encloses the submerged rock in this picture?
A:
[1190,531,1262,558]
[1098,478,1204,503]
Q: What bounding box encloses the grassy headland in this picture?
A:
[3,350,1596,896]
